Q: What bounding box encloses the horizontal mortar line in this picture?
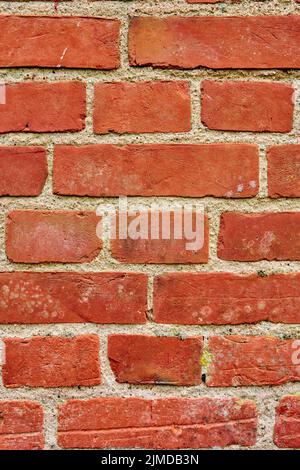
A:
[0,327,297,336]
[2,266,300,275]
[58,418,257,435]
[5,132,300,141]
[0,390,295,399]
[4,197,300,205]
[3,262,300,269]
[0,387,296,400]
[0,134,299,142]
[0,323,297,331]
[0,69,299,76]
[0,8,295,17]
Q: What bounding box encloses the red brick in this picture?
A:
[111,211,209,264]
[154,273,300,325]
[0,272,147,324]
[93,81,191,134]
[207,336,300,387]
[6,210,102,263]
[0,401,44,450]
[108,335,203,385]
[268,145,300,197]
[0,16,120,69]
[218,212,300,261]
[0,82,86,133]
[129,16,300,69]
[53,143,259,198]
[3,335,100,388]
[201,80,294,132]
[273,396,300,448]
[0,146,47,196]
[58,397,257,449]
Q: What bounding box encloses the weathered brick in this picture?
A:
[207,336,300,387]
[0,272,147,324]
[58,397,257,449]
[53,143,259,197]
[3,335,101,388]
[154,273,300,325]
[108,335,203,385]
[0,16,120,69]
[93,81,191,134]
[0,0,298,452]
[0,82,86,133]
[0,401,44,450]
[273,396,300,448]
[201,80,294,132]
[268,145,300,197]
[0,146,47,196]
[110,211,209,264]
[129,16,300,69]
[6,210,102,263]
[218,212,300,261]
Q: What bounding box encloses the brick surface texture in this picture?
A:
[0,0,299,451]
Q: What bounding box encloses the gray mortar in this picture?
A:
[0,0,299,450]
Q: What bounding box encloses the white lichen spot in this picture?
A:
[259,231,276,256]
[118,285,124,294]
[200,306,212,316]
[258,301,266,311]
[0,281,60,318]
[79,286,95,304]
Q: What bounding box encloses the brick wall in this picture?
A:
[0,0,299,450]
